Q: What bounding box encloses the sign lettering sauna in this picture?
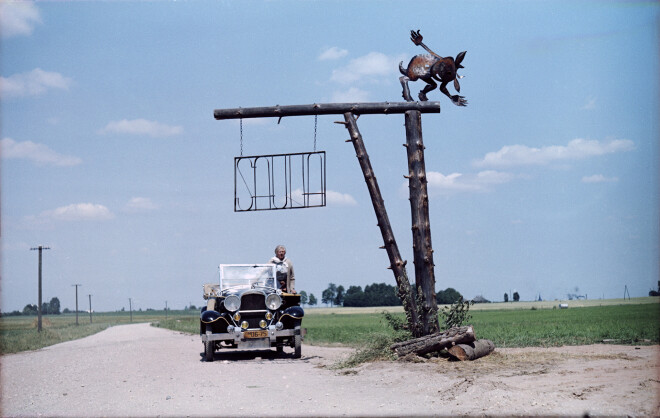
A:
[234,151,326,212]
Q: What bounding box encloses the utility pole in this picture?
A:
[30,245,50,332]
[129,298,133,322]
[72,284,82,325]
[88,294,93,323]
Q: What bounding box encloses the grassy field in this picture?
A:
[302,300,660,347]
[2,298,658,354]
[0,310,197,354]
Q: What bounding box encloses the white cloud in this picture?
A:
[0,2,41,38]
[427,172,480,192]
[326,190,358,206]
[319,46,348,61]
[100,119,183,137]
[581,174,618,183]
[124,197,159,212]
[1,68,72,98]
[291,188,357,207]
[331,87,370,103]
[473,138,635,168]
[402,170,515,196]
[330,52,405,84]
[1,137,82,166]
[38,203,115,222]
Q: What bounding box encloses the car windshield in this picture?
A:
[218,264,276,292]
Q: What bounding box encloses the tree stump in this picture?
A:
[447,339,495,361]
[390,325,475,357]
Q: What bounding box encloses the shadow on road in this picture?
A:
[199,348,302,362]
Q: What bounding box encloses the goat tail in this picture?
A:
[399,61,407,76]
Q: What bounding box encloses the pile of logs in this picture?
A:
[390,325,495,361]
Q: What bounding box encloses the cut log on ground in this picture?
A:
[447,339,495,361]
[391,325,475,357]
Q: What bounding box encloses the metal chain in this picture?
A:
[240,118,243,156]
[313,114,318,152]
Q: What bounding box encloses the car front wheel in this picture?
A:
[204,325,214,362]
[293,326,302,359]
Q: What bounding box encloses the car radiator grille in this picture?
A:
[240,293,265,311]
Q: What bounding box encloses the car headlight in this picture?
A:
[259,320,267,329]
[224,295,240,312]
[265,293,282,310]
[241,321,249,330]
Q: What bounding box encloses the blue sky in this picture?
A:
[1,1,658,312]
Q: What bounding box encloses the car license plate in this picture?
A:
[244,330,268,339]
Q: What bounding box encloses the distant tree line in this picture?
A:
[298,291,317,307]
[0,297,62,317]
[315,283,475,307]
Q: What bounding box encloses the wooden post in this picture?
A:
[30,245,50,332]
[404,110,439,335]
[342,112,421,337]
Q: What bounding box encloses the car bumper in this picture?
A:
[201,326,302,346]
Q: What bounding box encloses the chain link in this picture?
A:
[313,114,318,152]
[240,118,243,156]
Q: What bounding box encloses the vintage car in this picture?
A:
[200,264,304,361]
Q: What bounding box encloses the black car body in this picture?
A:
[200,264,304,361]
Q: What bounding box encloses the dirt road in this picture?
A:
[1,323,658,417]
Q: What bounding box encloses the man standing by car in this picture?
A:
[269,245,296,294]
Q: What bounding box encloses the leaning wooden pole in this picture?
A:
[404,110,439,335]
[341,112,421,337]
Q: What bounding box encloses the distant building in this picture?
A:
[471,295,490,304]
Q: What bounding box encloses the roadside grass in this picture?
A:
[0,310,196,354]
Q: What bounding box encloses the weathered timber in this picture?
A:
[391,325,475,357]
[404,110,439,335]
[342,112,421,337]
[447,339,495,361]
[214,101,440,120]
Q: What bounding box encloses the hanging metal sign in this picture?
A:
[234,151,326,212]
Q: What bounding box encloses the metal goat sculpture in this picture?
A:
[399,30,467,106]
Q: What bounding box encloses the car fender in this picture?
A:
[282,305,304,319]
[201,310,230,324]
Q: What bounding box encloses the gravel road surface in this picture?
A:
[1,323,658,417]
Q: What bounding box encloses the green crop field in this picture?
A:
[2,299,658,355]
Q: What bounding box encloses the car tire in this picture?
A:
[276,345,284,356]
[205,340,214,362]
[293,326,302,359]
[204,325,214,362]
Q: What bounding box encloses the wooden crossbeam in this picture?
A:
[214,101,440,120]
